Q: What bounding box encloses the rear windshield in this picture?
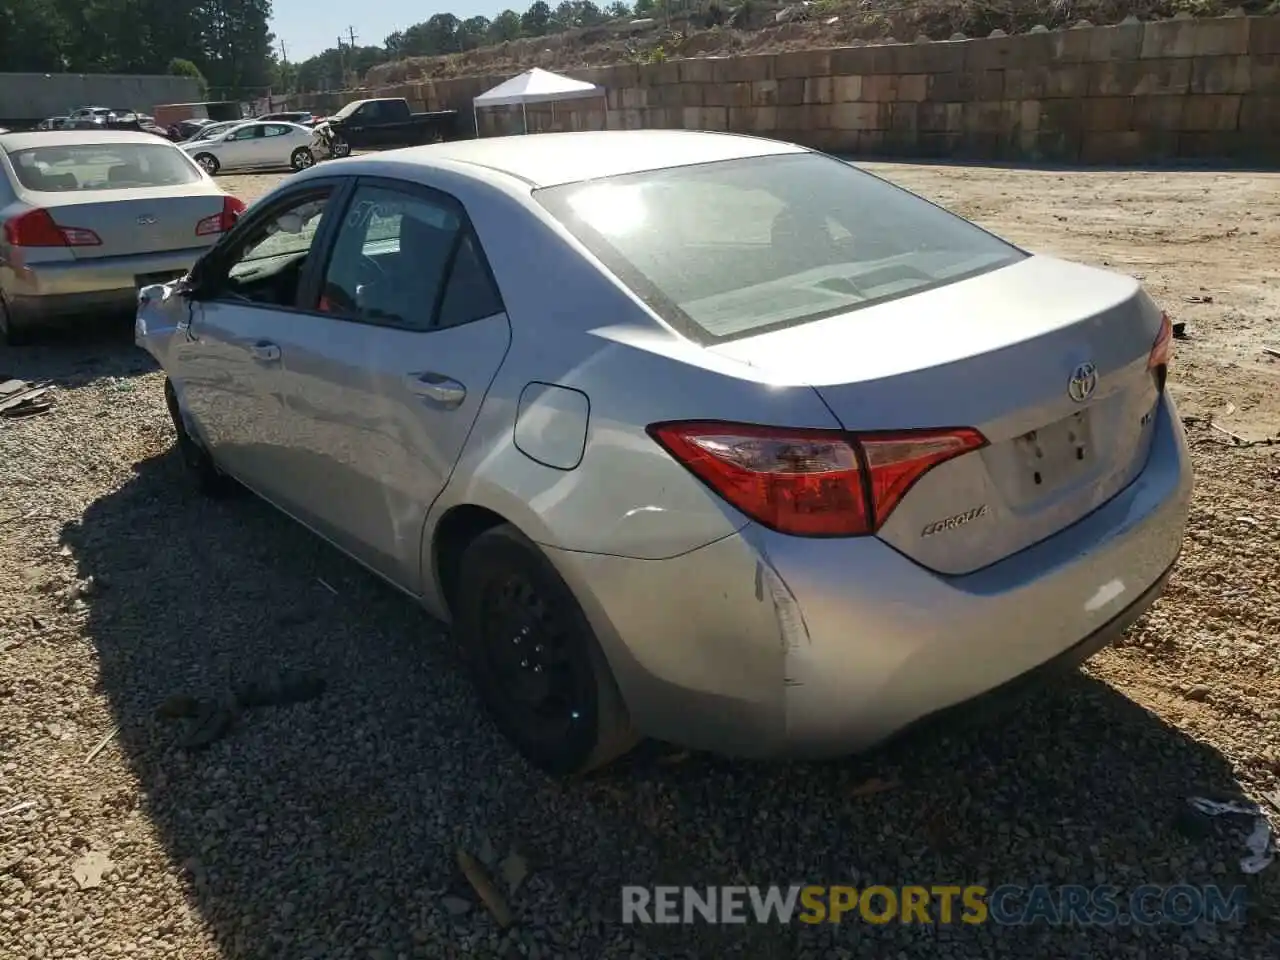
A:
[534,153,1025,344]
[8,142,202,193]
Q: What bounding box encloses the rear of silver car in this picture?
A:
[531,152,1192,757]
[0,132,239,341]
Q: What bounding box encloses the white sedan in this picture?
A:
[180,122,322,176]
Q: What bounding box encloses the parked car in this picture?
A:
[180,121,323,175]
[137,119,172,139]
[167,118,214,142]
[134,130,1191,775]
[0,130,245,344]
[37,116,70,131]
[257,111,320,126]
[180,120,244,145]
[66,107,114,128]
[313,98,459,157]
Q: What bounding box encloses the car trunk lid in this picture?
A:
[36,187,226,259]
[709,256,1167,575]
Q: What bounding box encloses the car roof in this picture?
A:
[376,130,807,188]
[0,129,176,152]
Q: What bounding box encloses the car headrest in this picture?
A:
[107,164,142,183]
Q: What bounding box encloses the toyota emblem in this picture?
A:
[1068,362,1098,403]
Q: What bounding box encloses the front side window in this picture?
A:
[207,190,334,308]
[8,142,202,192]
[534,153,1025,344]
[317,184,503,331]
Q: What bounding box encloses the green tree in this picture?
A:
[521,0,552,36]
[200,0,277,96]
[0,0,69,71]
[458,15,492,50]
[633,0,655,14]
[575,1,604,24]
[606,1,631,17]
[0,0,277,100]
[488,9,522,41]
[167,57,208,96]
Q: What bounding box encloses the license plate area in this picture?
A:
[135,269,184,290]
[1011,409,1093,496]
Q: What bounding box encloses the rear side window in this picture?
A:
[534,153,1025,344]
[317,184,504,331]
[8,142,202,192]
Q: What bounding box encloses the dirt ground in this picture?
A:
[0,162,1277,959]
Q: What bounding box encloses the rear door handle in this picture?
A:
[249,341,281,362]
[404,372,466,409]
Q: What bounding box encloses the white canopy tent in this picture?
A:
[472,68,607,137]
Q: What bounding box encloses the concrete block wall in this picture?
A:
[0,74,204,125]
[313,15,1280,164]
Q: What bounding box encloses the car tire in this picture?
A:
[0,299,32,347]
[330,137,351,158]
[164,378,237,498]
[290,147,315,171]
[455,524,638,775]
[193,153,219,175]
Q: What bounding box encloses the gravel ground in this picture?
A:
[1,163,1278,959]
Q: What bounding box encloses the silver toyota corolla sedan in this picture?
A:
[0,130,244,344]
[135,130,1192,774]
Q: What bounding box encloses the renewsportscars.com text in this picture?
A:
[621,884,1249,926]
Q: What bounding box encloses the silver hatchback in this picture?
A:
[136,131,1192,774]
[0,130,243,344]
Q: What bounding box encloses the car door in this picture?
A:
[258,124,292,167]
[169,180,350,498]
[217,126,258,170]
[266,177,512,590]
[342,102,374,147]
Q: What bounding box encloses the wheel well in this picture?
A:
[433,505,508,616]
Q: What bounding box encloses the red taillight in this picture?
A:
[859,429,988,526]
[1148,311,1173,371]
[647,421,987,537]
[3,208,101,247]
[196,196,246,236]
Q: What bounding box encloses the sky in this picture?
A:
[271,0,516,62]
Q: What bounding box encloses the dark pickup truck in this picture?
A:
[314,97,460,156]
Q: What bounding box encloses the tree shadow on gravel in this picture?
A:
[0,317,157,391]
[63,447,1278,960]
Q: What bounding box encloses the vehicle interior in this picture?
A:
[318,202,461,326]
[215,198,329,307]
[9,145,201,192]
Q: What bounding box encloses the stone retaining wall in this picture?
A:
[306,15,1280,164]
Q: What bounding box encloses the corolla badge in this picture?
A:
[921,505,989,538]
[1068,361,1098,403]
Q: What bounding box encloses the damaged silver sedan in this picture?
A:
[136,130,1192,773]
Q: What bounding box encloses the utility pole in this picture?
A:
[347,26,358,48]
[279,39,288,62]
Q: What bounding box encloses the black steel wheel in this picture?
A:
[164,378,236,498]
[455,525,636,774]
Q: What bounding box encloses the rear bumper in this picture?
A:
[2,247,208,326]
[545,393,1193,758]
